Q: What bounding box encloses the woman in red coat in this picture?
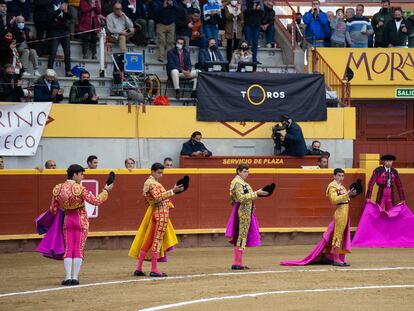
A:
[79,0,102,59]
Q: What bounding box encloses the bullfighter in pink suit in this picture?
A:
[353,155,414,248]
[48,164,113,286]
[365,154,405,210]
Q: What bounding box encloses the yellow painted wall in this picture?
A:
[42,105,356,139]
[314,48,414,99]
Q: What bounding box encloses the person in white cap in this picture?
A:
[34,69,64,102]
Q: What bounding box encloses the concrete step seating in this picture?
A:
[22,41,295,104]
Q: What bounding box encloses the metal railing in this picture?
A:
[273,0,297,64]
[311,48,351,107]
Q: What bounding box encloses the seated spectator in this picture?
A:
[345,4,373,48]
[198,37,224,70]
[79,0,102,59]
[317,155,329,168]
[12,16,40,76]
[189,8,203,47]
[125,157,135,171]
[48,2,74,77]
[163,157,173,168]
[69,70,99,104]
[202,0,221,46]
[122,0,148,46]
[175,0,193,47]
[106,1,135,53]
[303,0,329,47]
[330,9,346,47]
[229,40,252,70]
[34,69,64,103]
[0,155,4,169]
[166,37,198,99]
[45,160,57,169]
[0,64,23,102]
[224,0,243,62]
[280,114,308,157]
[86,155,99,169]
[180,131,212,157]
[371,0,393,48]
[384,8,411,48]
[287,12,306,45]
[0,30,15,68]
[261,0,275,48]
[408,14,414,47]
[308,140,330,157]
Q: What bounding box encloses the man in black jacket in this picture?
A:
[180,131,212,157]
[0,64,23,102]
[280,114,308,157]
[33,0,53,56]
[261,0,275,48]
[384,8,411,47]
[198,37,224,71]
[175,0,193,47]
[153,0,178,62]
[47,2,73,77]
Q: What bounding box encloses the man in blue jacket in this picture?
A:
[280,114,308,157]
[166,37,198,99]
[303,0,329,47]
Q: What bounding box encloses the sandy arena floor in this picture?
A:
[1,246,414,311]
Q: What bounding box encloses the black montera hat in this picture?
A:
[380,154,396,161]
[175,175,190,194]
[349,179,363,198]
[258,183,276,197]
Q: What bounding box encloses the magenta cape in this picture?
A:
[352,202,414,248]
[225,202,261,247]
[280,218,352,266]
[35,209,65,260]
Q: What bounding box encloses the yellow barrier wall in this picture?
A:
[42,105,355,139]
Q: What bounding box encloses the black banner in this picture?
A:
[196,72,327,122]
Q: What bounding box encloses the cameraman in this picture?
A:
[279,114,308,157]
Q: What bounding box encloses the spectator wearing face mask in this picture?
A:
[229,40,252,70]
[0,63,24,102]
[287,12,306,45]
[34,69,64,103]
[69,70,99,104]
[12,16,41,76]
[166,37,198,99]
[198,37,224,70]
[371,0,393,48]
[0,29,14,68]
[384,8,411,48]
[224,0,243,62]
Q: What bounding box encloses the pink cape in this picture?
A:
[352,201,414,248]
[280,218,351,266]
